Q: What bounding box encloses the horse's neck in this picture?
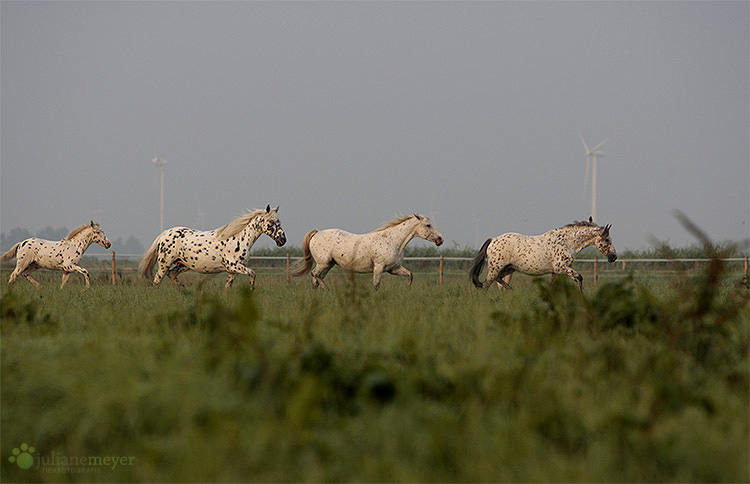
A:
[551,227,599,254]
[238,220,263,246]
[383,219,419,252]
[67,230,94,250]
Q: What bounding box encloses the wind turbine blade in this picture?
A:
[577,128,590,153]
[591,138,608,152]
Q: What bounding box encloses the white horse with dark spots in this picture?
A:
[1,221,111,288]
[292,214,444,289]
[139,205,286,289]
[469,218,617,292]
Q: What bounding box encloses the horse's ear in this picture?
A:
[588,216,593,223]
[265,204,271,213]
[414,214,423,220]
[90,220,95,227]
[602,224,611,236]
[273,205,279,213]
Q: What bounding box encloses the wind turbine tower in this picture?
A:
[577,130,608,223]
[152,156,168,232]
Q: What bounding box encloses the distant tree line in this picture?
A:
[0,227,145,255]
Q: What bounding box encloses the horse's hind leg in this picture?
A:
[8,258,32,286]
[312,261,334,290]
[8,265,24,285]
[152,262,171,287]
[166,264,189,287]
[19,263,41,288]
[485,262,513,291]
[496,271,514,292]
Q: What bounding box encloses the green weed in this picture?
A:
[1,257,747,482]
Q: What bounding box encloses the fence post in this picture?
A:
[744,257,748,286]
[111,251,116,285]
[439,255,444,285]
[594,256,598,286]
[286,252,291,284]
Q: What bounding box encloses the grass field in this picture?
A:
[1,264,748,482]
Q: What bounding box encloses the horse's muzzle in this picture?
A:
[103,241,112,249]
[607,253,617,263]
[276,236,287,247]
[434,237,444,247]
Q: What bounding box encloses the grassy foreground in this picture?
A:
[1,268,748,482]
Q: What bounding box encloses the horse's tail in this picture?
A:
[469,238,493,288]
[0,242,20,262]
[290,230,318,278]
[139,235,161,279]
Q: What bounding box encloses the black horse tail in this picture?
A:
[469,238,492,288]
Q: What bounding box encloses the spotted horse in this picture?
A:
[139,205,286,289]
[1,221,111,288]
[469,217,617,292]
[292,214,443,289]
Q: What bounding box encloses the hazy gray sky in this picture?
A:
[2,1,748,252]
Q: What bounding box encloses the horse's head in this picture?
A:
[260,205,286,247]
[90,220,111,249]
[413,214,444,246]
[594,224,617,263]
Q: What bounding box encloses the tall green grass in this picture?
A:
[1,262,748,482]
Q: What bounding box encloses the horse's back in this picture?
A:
[16,238,65,268]
[309,229,353,256]
[309,228,378,271]
[488,232,552,275]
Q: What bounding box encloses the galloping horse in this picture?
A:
[469,218,617,291]
[292,214,443,289]
[140,205,286,289]
[1,221,111,288]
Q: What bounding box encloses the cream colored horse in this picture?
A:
[469,218,617,292]
[292,214,443,289]
[1,221,111,288]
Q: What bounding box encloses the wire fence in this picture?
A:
[9,252,743,287]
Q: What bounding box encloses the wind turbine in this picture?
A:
[151,156,168,232]
[577,129,608,223]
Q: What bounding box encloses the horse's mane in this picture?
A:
[215,209,266,240]
[561,219,600,229]
[64,223,96,241]
[374,215,419,232]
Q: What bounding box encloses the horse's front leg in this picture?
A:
[559,266,583,291]
[62,265,90,288]
[372,263,386,288]
[223,261,255,289]
[388,265,413,286]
